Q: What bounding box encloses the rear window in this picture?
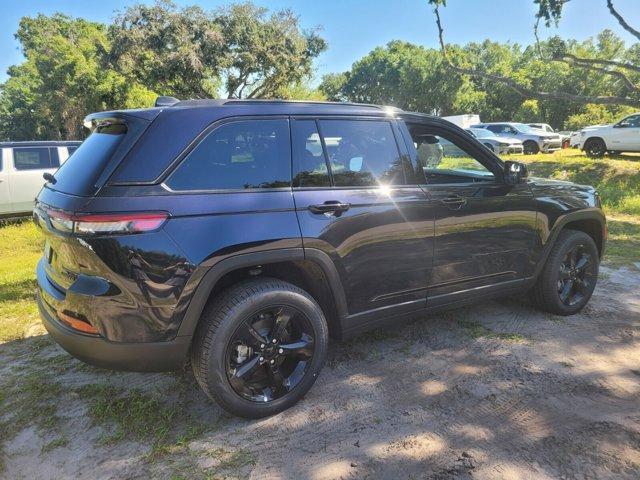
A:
[166,119,291,191]
[13,147,58,170]
[50,123,127,195]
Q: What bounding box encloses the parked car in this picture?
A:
[465,127,524,154]
[0,141,80,217]
[569,131,581,148]
[472,122,562,154]
[578,113,640,157]
[529,123,572,149]
[35,99,606,418]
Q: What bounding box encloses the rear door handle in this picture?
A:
[308,201,351,217]
[439,194,467,209]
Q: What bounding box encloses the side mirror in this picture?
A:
[503,160,528,185]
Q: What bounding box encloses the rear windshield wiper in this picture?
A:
[43,172,57,184]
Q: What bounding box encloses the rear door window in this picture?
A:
[13,147,52,170]
[292,120,330,187]
[317,119,405,187]
[166,119,291,191]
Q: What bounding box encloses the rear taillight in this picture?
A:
[45,208,168,235]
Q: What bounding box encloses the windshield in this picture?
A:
[469,128,494,139]
[513,123,537,133]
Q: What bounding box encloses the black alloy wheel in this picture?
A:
[191,278,328,418]
[530,229,599,315]
[226,305,315,402]
[557,244,595,306]
[584,138,606,158]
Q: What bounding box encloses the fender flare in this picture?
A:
[531,208,606,280]
[176,247,348,338]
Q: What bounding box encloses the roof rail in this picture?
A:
[221,99,388,110]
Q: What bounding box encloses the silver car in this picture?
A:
[466,127,524,155]
[472,122,562,154]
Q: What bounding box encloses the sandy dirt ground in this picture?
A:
[1,265,639,480]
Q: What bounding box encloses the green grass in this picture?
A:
[0,365,65,469]
[0,219,43,342]
[76,383,208,457]
[457,319,528,342]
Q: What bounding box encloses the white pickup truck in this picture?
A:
[0,141,81,217]
[579,113,640,157]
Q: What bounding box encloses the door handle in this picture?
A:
[439,194,467,209]
[308,200,351,217]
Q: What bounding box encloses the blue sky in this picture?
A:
[1,0,638,84]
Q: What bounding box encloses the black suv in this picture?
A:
[34,99,606,418]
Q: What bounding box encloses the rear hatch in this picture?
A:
[35,109,159,291]
[47,110,157,197]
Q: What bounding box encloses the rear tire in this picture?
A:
[191,278,328,418]
[523,140,540,155]
[530,230,599,316]
[584,138,606,158]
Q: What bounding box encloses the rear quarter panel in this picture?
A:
[45,188,302,342]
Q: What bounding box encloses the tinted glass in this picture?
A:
[50,148,60,168]
[13,148,51,170]
[292,120,330,187]
[620,115,640,128]
[407,125,494,184]
[167,119,291,191]
[318,120,404,187]
[67,146,78,156]
[51,123,127,195]
[486,124,510,134]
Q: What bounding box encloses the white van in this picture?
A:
[0,141,81,217]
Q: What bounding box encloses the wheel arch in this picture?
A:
[176,248,349,340]
[533,209,606,280]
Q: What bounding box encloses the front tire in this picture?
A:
[523,140,540,155]
[191,278,328,418]
[584,138,606,158]
[530,230,599,315]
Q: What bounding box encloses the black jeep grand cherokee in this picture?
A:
[34,99,606,418]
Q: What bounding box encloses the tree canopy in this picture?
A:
[319,32,637,129]
[428,0,640,109]
[0,1,327,140]
[1,0,638,140]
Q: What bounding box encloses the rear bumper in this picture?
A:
[37,287,190,372]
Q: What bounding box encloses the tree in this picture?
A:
[109,1,327,99]
[319,40,483,115]
[216,3,326,99]
[109,1,225,98]
[428,0,640,109]
[0,14,155,140]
